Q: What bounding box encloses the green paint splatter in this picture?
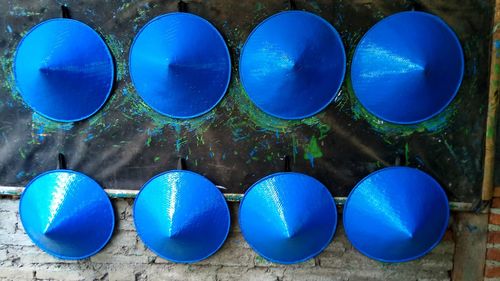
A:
[304,136,323,167]
[404,142,409,166]
[119,84,216,152]
[224,79,331,136]
[103,34,127,81]
[304,136,323,158]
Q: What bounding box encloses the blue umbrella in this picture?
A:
[239,172,337,264]
[343,167,449,262]
[133,170,230,263]
[19,170,115,260]
[239,11,346,120]
[351,11,464,124]
[129,13,231,118]
[14,18,114,122]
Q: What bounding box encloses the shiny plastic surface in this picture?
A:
[14,19,114,122]
[351,11,464,124]
[19,170,115,260]
[133,170,230,263]
[239,172,337,264]
[239,11,346,119]
[343,167,450,262]
[129,13,231,118]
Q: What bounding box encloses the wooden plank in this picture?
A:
[452,212,488,281]
[483,0,500,201]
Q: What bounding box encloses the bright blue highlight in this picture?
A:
[19,170,115,260]
[239,172,337,264]
[351,11,464,124]
[133,170,230,263]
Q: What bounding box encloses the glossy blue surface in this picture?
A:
[133,170,230,263]
[129,13,231,118]
[239,172,337,264]
[239,11,346,119]
[351,11,464,124]
[19,170,115,260]
[14,19,114,122]
[343,167,449,262]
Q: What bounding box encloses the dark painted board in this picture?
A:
[0,0,493,203]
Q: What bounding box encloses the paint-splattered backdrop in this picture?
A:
[0,0,493,203]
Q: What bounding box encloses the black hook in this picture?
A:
[289,0,297,10]
[57,153,67,170]
[409,0,423,11]
[177,157,187,170]
[284,155,291,172]
[61,5,71,19]
[178,1,188,13]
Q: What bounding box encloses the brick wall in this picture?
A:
[486,198,500,280]
[0,198,454,281]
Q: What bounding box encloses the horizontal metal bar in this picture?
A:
[0,185,474,211]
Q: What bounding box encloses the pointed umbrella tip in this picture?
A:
[344,167,449,262]
[14,18,114,122]
[239,172,337,264]
[19,170,114,260]
[134,170,230,263]
[239,11,346,120]
[351,11,463,124]
[130,13,230,119]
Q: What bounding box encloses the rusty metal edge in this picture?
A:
[0,185,474,211]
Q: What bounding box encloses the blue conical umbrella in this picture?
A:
[239,172,337,264]
[343,167,449,262]
[19,170,115,260]
[351,11,464,124]
[133,170,230,263]
[14,19,114,122]
[129,13,231,118]
[239,11,346,120]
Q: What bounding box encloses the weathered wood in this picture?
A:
[452,212,488,281]
[483,0,500,201]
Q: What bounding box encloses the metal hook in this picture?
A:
[61,5,71,19]
[284,155,291,172]
[178,1,188,13]
[409,0,423,11]
[177,157,187,170]
[57,153,67,170]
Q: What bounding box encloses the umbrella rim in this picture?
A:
[239,10,347,120]
[133,169,231,263]
[350,11,465,125]
[239,172,338,264]
[129,12,232,119]
[19,169,115,260]
[13,18,115,123]
[343,166,450,262]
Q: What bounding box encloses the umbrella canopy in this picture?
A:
[239,172,337,264]
[133,170,230,263]
[14,18,114,122]
[343,167,449,262]
[350,11,464,124]
[19,170,115,259]
[129,13,231,118]
[239,11,346,119]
